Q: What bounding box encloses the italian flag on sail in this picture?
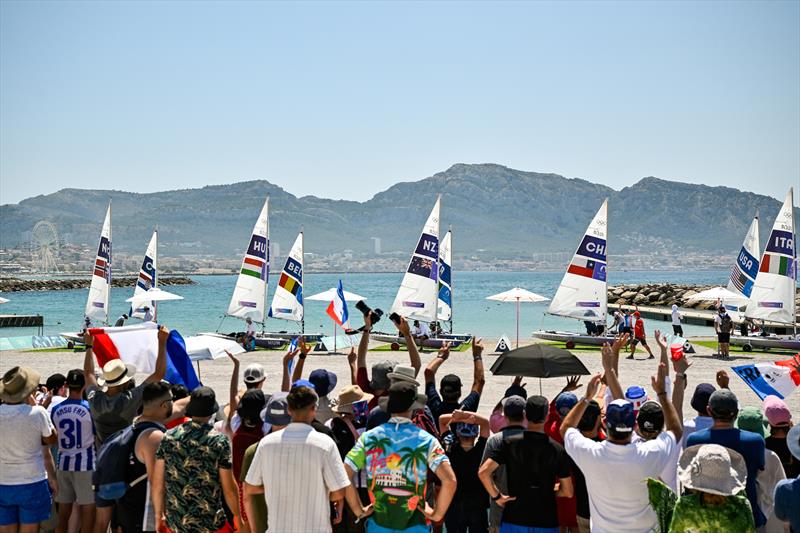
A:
[760,254,793,277]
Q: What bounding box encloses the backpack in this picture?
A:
[412,408,441,444]
[92,421,163,501]
[719,314,733,334]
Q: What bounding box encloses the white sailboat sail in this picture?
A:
[391,196,441,322]
[227,198,270,322]
[268,232,304,322]
[85,202,112,324]
[130,230,158,319]
[727,216,760,300]
[547,199,608,321]
[437,230,452,323]
[746,189,796,324]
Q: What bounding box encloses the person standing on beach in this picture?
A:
[671,305,683,336]
[50,369,96,533]
[0,366,58,533]
[714,307,734,359]
[142,306,153,322]
[243,317,255,351]
[627,311,655,360]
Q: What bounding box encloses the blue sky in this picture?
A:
[1,0,798,204]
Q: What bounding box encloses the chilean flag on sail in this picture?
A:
[89,322,200,390]
[326,280,350,330]
[732,354,800,400]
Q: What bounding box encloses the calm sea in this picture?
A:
[2,270,732,340]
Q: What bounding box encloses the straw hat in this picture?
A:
[0,366,40,403]
[97,359,137,389]
[334,385,374,414]
[678,444,747,496]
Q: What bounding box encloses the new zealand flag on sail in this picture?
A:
[409,256,438,281]
[94,237,111,282]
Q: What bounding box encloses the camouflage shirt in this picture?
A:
[156,421,232,532]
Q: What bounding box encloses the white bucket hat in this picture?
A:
[386,365,420,387]
[678,444,747,496]
[97,359,137,389]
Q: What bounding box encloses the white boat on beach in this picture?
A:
[533,199,615,347]
[731,188,798,351]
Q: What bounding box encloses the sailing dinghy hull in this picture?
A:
[533,330,616,346]
[370,332,465,349]
[730,335,800,351]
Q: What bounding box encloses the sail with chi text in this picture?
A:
[268,231,304,322]
[130,230,158,320]
[227,198,270,322]
[727,215,760,300]
[437,229,452,323]
[391,196,441,322]
[85,202,112,324]
[547,199,608,321]
[746,189,796,324]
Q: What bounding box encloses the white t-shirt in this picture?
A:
[564,427,676,533]
[246,322,256,335]
[413,323,430,336]
[632,432,681,492]
[245,423,350,533]
[759,449,788,533]
[0,403,55,485]
[671,309,682,325]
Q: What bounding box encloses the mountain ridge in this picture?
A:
[1,163,792,260]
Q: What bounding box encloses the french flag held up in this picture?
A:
[732,354,800,400]
[326,280,350,330]
[89,322,200,391]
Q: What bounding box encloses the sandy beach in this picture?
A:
[2,339,797,417]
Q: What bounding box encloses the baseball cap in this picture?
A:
[633,311,641,317]
[386,382,418,414]
[736,406,766,437]
[625,386,648,411]
[690,383,716,414]
[708,389,739,418]
[292,379,315,390]
[637,401,665,434]
[45,373,66,392]
[763,395,792,427]
[606,399,635,433]
[555,392,578,417]
[243,363,265,384]
[525,395,549,424]
[369,361,396,390]
[441,374,462,395]
[66,369,85,389]
[504,384,527,400]
[263,392,291,426]
[503,395,526,420]
[186,386,219,418]
[309,369,337,397]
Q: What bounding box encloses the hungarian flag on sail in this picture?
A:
[240,235,268,280]
[732,354,800,400]
[89,322,200,390]
[326,280,350,330]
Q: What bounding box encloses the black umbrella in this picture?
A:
[490,344,590,379]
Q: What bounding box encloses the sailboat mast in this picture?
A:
[107,199,112,326]
[301,228,305,338]
[449,226,454,334]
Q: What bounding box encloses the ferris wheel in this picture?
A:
[31,220,60,273]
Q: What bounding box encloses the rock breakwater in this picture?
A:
[0,276,196,292]
[609,283,800,310]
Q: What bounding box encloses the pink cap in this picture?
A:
[763,395,792,427]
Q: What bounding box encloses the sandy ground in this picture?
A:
[2,338,798,418]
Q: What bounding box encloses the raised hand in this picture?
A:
[512,376,527,389]
[562,375,583,392]
[83,329,93,347]
[612,333,629,354]
[438,341,451,360]
[585,373,602,399]
[654,330,666,349]
[472,337,484,357]
[157,325,169,344]
[601,343,613,370]
[299,338,312,357]
[347,347,357,366]
[283,347,299,365]
[672,353,692,374]
[396,316,411,336]
[225,350,240,365]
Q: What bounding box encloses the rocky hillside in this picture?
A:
[1,163,792,259]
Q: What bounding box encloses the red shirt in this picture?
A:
[356,367,386,410]
[634,318,645,338]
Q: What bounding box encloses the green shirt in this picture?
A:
[240,442,268,533]
[669,492,755,533]
[156,421,232,532]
